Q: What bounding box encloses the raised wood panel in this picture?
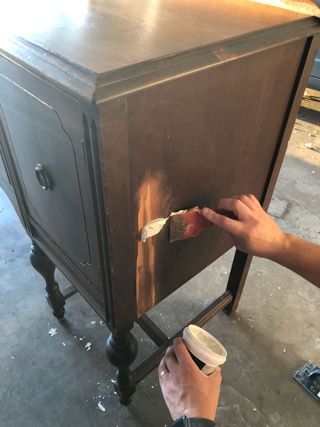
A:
[0,65,106,308]
[0,76,92,265]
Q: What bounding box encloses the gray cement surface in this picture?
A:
[1,92,320,427]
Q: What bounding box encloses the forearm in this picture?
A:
[270,233,320,287]
[202,197,320,288]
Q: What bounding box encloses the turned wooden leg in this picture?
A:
[106,331,138,405]
[30,242,65,319]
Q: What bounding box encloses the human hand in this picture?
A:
[158,338,221,421]
[202,194,288,260]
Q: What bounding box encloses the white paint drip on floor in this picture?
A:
[97,401,106,412]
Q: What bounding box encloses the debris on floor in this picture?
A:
[48,328,57,337]
[97,401,106,412]
[303,142,320,153]
[85,342,92,351]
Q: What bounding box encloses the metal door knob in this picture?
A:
[35,163,52,190]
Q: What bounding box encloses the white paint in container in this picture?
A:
[183,325,227,375]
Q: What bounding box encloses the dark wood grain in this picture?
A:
[0,1,318,104]
[99,38,307,319]
[98,98,137,332]
[0,0,307,75]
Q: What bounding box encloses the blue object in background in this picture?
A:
[308,48,320,90]
[308,1,320,89]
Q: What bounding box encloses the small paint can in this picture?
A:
[183,324,227,375]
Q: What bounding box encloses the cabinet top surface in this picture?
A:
[0,0,310,76]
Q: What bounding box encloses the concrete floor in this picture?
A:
[1,92,320,427]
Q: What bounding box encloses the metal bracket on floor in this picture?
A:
[293,360,320,402]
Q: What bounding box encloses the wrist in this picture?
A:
[171,415,216,427]
[269,232,294,264]
[184,409,214,420]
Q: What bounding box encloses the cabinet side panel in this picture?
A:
[99,38,308,323]
[125,38,307,316]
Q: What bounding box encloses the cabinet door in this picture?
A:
[0,76,91,266]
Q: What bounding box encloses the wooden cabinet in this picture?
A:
[0,0,319,404]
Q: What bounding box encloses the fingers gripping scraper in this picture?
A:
[169,208,212,242]
[140,207,213,243]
